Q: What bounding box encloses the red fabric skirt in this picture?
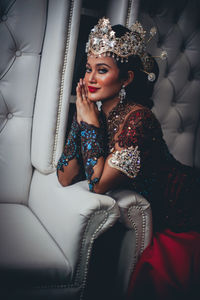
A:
[127,229,200,300]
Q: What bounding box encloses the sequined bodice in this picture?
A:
[101,102,173,166]
[108,106,200,232]
[104,100,137,152]
[107,107,176,193]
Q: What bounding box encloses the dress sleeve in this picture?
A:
[108,108,161,178]
[57,113,81,172]
[80,121,106,191]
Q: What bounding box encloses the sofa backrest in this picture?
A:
[31,0,81,175]
[138,0,200,168]
[0,0,47,203]
[0,0,81,204]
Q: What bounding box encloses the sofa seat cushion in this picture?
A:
[0,203,71,289]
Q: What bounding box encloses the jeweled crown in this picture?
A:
[85,17,167,81]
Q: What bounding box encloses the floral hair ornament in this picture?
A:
[85,17,168,82]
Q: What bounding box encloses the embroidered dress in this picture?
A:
[111,107,200,300]
[58,105,200,232]
[57,113,82,172]
[80,121,105,191]
[114,108,200,233]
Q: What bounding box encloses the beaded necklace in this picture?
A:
[105,99,137,152]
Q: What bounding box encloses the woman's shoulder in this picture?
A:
[124,102,158,126]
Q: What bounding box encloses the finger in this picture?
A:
[80,80,88,103]
[81,84,87,102]
[76,83,80,98]
[80,79,86,101]
[79,78,83,90]
[83,80,89,101]
[76,83,82,102]
[82,80,90,104]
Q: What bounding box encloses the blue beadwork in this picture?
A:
[80,121,105,192]
[89,177,100,192]
[57,114,81,172]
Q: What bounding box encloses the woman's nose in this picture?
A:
[89,71,97,83]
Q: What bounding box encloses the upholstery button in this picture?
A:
[7,113,13,119]
[15,50,22,57]
[1,15,7,22]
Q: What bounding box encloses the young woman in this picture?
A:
[57,18,200,299]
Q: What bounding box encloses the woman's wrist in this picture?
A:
[77,113,100,128]
[80,120,101,131]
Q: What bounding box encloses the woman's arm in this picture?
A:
[57,76,101,187]
[57,113,84,186]
[80,108,158,194]
[80,118,141,194]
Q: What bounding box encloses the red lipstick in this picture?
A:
[88,86,99,93]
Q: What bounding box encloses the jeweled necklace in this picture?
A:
[106,99,136,152]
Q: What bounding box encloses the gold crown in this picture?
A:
[85,17,167,81]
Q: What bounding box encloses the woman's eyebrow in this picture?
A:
[86,63,111,68]
[96,63,111,68]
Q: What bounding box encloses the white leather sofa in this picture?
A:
[0,1,120,299]
[0,0,200,300]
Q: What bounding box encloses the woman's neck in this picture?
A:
[101,96,120,117]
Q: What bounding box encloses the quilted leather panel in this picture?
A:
[0,0,47,203]
[138,0,200,167]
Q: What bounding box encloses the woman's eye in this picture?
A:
[86,67,92,73]
[98,68,108,74]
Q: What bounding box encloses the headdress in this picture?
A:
[85,17,167,82]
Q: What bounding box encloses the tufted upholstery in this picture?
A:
[0,1,120,299]
[127,0,200,168]
[0,0,47,203]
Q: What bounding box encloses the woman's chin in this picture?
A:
[88,95,100,102]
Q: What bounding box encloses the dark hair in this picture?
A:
[112,24,159,109]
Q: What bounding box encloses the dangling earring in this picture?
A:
[97,100,102,111]
[119,85,126,103]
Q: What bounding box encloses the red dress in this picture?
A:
[117,108,200,299]
[127,229,200,299]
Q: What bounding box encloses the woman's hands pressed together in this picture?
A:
[76,78,100,127]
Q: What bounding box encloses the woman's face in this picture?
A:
[84,55,122,103]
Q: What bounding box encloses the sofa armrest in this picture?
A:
[101,189,152,298]
[108,189,152,258]
[29,171,119,289]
